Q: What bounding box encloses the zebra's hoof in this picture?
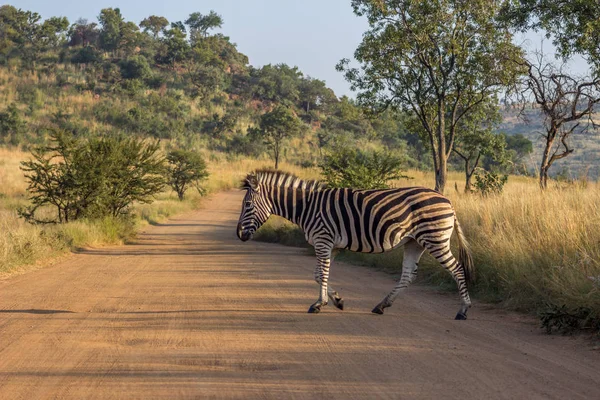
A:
[329,293,344,311]
[455,312,467,320]
[371,305,385,315]
[308,304,322,314]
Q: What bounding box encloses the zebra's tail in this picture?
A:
[454,217,475,286]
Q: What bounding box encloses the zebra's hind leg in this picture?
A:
[426,241,472,320]
[372,239,424,315]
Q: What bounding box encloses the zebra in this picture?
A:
[236,169,475,320]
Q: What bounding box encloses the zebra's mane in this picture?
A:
[242,169,325,191]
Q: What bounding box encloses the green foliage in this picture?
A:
[320,146,409,189]
[70,46,102,64]
[119,55,152,80]
[499,0,600,72]
[452,99,508,191]
[155,25,189,67]
[250,64,303,105]
[139,15,169,38]
[98,8,125,52]
[226,131,266,157]
[185,10,223,42]
[201,113,237,138]
[19,130,165,224]
[473,169,508,196]
[68,18,99,47]
[0,103,26,144]
[166,150,209,200]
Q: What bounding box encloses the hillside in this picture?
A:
[500,106,600,180]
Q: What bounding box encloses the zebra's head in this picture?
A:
[237,173,271,242]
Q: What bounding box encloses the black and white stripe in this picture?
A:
[237,170,474,319]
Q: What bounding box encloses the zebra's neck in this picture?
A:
[263,183,319,228]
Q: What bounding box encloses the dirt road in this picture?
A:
[0,191,599,399]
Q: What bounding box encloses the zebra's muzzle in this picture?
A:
[237,223,253,242]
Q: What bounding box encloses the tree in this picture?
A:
[119,21,141,57]
[298,77,336,115]
[98,8,124,53]
[511,55,600,189]
[500,0,600,72]
[338,0,524,193]
[504,133,533,169]
[156,25,189,68]
[68,18,99,47]
[0,6,40,64]
[39,17,70,48]
[254,106,303,169]
[452,99,507,192]
[166,150,209,200]
[250,64,303,105]
[140,15,169,39]
[185,11,223,42]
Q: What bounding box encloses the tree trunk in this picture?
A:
[434,99,447,193]
[274,145,280,170]
[435,158,447,194]
[464,159,472,193]
[539,138,554,190]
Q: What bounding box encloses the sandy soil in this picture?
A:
[0,191,599,400]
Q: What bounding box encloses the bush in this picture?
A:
[473,169,508,196]
[19,130,166,223]
[0,103,26,145]
[320,146,409,189]
[166,150,209,200]
[226,131,265,157]
[71,46,102,64]
[119,55,152,80]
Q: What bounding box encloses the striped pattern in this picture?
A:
[237,170,474,319]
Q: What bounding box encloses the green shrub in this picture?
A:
[0,103,26,145]
[119,55,152,80]
[19,130,166,224]
[473,169,508,196]
[320,146,409,189]
[71,47,102,64]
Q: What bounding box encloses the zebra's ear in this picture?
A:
[244,174,259,191]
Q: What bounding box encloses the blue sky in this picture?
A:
[13,1,590,97]
[14,0,369,97]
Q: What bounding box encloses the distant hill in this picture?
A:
[499,106,600,180]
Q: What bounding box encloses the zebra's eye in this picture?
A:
[245,201,252,208]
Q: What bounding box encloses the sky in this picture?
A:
[12,0,591,97]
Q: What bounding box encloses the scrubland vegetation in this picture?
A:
[1,2,599,333]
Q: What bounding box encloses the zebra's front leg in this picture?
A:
[308,244,334,314]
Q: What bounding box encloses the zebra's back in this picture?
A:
[319,186,455,253]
